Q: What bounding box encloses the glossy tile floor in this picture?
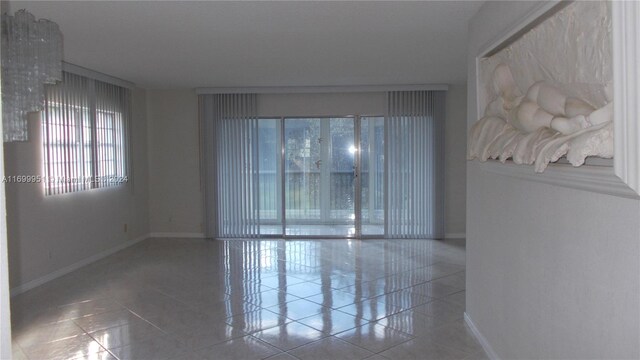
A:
[260,225,385,237]
[11,238,487,360]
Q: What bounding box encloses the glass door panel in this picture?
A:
[284,117,356,237]
[258,119,283,235]
[329,118,355,222]
[360,116,385,236]
[284,119,322,224]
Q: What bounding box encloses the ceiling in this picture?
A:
[7,1,482,89]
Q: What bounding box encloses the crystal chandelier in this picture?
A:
[1,10,63,142]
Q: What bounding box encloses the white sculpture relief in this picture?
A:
[468,63,613,172]
[468,1,613,172]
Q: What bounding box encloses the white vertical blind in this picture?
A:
[43,71,130,195]
[94,79,129,188]
[386,91,445,238]
[200,94,260,238]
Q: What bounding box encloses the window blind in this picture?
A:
[43,71,130,195]
[386,90,445,238]
[200,94,260,238]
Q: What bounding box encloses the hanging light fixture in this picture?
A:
[1,9,63,142]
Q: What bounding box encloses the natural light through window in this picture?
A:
[42,71,130,195]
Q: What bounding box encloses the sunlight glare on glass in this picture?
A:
[349,144,357,154]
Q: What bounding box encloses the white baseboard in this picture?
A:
[147,232,206,239]
[464,312,500,360]
[10,234,150,297]
[445,232,466,239]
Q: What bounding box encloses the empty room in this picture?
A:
[0,1,638,360]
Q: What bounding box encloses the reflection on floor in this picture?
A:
[10,238,487,360]
[260,225,385,237]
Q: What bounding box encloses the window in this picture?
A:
[43,71,130,195]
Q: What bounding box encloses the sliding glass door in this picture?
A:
[257,119,282,235]
[360,116,385,236]
[284,117,357,237]
[255,116,385,238]
[201,91,444,240]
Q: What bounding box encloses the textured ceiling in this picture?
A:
[7,1,482,89]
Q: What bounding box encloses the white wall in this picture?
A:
[257,92,386,117]
[146,90,203,235]
[466,2,640,359]
[444,84,467,236]
[5,88,149,290]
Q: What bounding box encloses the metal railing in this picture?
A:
[257,170,383,222]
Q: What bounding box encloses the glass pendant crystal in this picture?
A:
[1,10,63,142]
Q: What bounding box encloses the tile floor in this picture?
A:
[10,238,487,360]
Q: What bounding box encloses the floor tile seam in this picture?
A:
[413,314,467,334]
[201,306,263,320]
[427,271,466,283]
[11,340,30,360]
[411,332,480,356]
[83,330,122,360]
[177,331,251,353]
[424,292,466,303]
[112,308,173,336]
[282,290,324,299]
[376,338,449,357]
[282,348,310,359]
[226,307,299,325]
[409,290,464,300]
[291,335,377,357]
[44,329,91,346]
[139,316,231,341]
[376,312,442,334]
[229,318,300,338]
[258,351,293,360]
[405,307,454,321]
[437,291,466,307]
[53,305,131,328]
[330,322,417,350]
[427,261,466,271]
[305,290,424,310]
[287,274,323,283]
[366,337,415,355]
[437,299,466,309]
[296,312,366,335]
[338,305,408,322]
[84,317,171,347]
[331,335,380,356]
[11,340,37,360]
[12,319,84,343]
[232,334,285,356]
[245,293,307,307]
[247,330,330,353]
[71,316,112,336]
[21,332,112,360]
[370,307,407,321]
[245,295,304,306]
[375,285,436,300]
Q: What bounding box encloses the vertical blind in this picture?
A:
[43,71,130,195]
[200,91,445,239]
[200,94,260,238]
[386,91,445,238]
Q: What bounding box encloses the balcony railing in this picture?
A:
[257,170,383,223]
